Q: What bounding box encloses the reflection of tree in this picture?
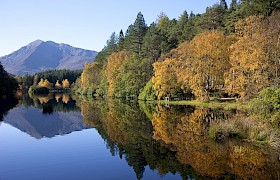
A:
[37,93,53,104]
[19,93,79,113]
[55,94,62,102]
[79,98,197,179]
[78,98,280,179]
[151,104,280,179]
[0,97,18,121]
[62,94,70,104]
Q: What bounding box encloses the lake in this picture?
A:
[0,94,279,180]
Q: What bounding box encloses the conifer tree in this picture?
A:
[128,12,147,56]
[118,30,125,51]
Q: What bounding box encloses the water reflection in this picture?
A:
[0,97,18,121]
[3,93,92,139]
[149,104,280,179]
[0,94,279,179]
[79,99,280,179]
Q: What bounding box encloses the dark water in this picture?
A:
[0,94,279,180]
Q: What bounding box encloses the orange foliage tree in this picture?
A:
[225,16,270,100]
[186,30,231,100]
[38,78,53,89]
[62,79,70,89]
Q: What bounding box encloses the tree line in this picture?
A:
[75,0,279,101]
[0,62,18,98]
[17,69,82,90]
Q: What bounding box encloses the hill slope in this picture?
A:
[0,40,98,75]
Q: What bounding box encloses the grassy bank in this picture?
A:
[156,99,249,110]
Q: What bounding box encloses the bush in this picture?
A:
[138,79,156,101]
[249,87,280,128]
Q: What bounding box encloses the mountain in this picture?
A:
[0,40,98,75]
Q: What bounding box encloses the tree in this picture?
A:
[220,0,228,10]
[55,80,62,88]
[152,58,182,99]
[33,75,39,86]
[195,4,226,33]
[0,62,18,97]
[106,51,131,97]
[186,30,231,100]
[62,79,70,89]
[157,13,179,52]
[126,12,147,56]
[106,32,118,53]
[266,12,280,87]
[118,30,125,51]
[81,62,102,92]
[183,11,199,41]
[225,16,270,100]
[250,0,278,16]
[142,23,162,62]
[176,10,189,43]
[38,78,53,89]
[229,0,237,10]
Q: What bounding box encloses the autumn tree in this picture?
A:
[106,51,131,97]
[152,58,182,99]
[62,79,70,89]
[38,78,53,89]
[55,80,62,88]
[225,16,270,100]
[80,62,102,92]
[186,30,231,100]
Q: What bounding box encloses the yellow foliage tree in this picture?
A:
[38,78,53,89]
[152,58,182,99]
[62,79,70,89]
[225,16,270,100]
[186,30,231,100]
[55,80,62,88]
[81,62,102,90]
[106,50,130,97]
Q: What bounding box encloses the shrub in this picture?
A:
[249,87,280,128]
[138,79,156,101]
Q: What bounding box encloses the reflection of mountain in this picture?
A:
[0,97,18,121]
[3,106,92,139]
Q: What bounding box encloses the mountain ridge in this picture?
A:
[0,40,98,75]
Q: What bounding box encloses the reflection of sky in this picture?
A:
[0,108,180,180]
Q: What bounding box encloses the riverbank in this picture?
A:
[154,99,249,110]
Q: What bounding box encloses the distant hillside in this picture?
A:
[0,40,98,75]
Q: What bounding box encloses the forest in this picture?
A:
[0,62,18,98]
[15,69,82,94]
[75,0,279,102]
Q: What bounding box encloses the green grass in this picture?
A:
[156,100,249,110]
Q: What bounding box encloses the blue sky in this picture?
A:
[0,0,230,56]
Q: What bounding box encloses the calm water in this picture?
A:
[0,94,279,180]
